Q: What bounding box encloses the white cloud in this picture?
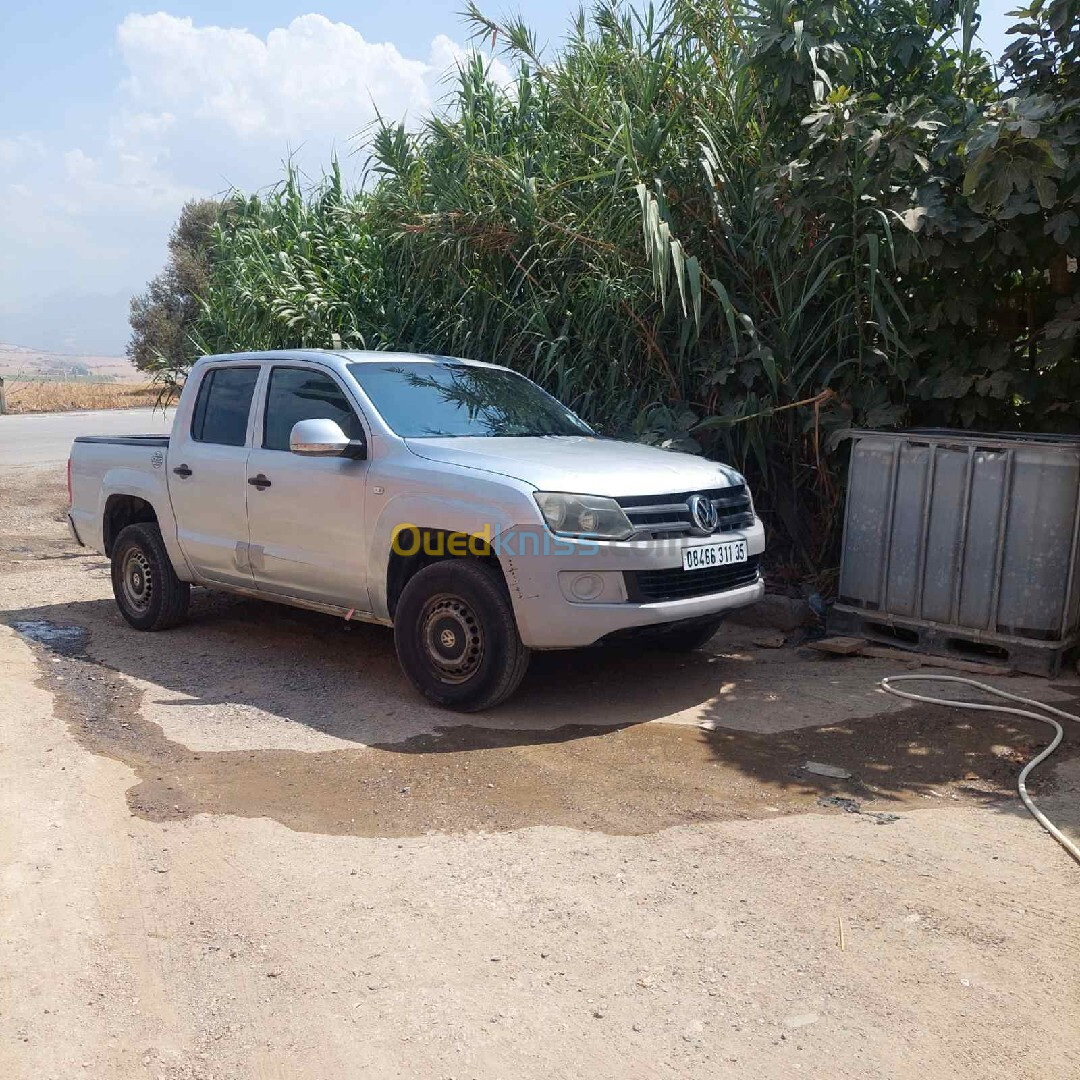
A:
[0,12,511,351]
[115,13,510,141]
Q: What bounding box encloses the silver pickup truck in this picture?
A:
[69,350,765,709]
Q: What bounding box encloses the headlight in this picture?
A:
[533,492,635,541]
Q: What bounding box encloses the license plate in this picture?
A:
[683,539,747,571]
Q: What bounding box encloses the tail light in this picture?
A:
[67,457,73,507]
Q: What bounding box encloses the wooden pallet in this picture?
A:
[808,635,1014,676]
[827,606,1073,678]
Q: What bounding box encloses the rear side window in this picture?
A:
[191,367,259,446]
[263,367,365,451]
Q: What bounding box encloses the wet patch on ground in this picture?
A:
[11,619,88,653]
[10,617,1078,839]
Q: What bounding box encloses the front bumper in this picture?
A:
[499,519,766,649]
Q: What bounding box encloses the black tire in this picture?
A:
[393,560,531,711]
[110,522,190,631]
[644,616,724,653]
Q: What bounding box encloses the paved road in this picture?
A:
[0,408,172,467]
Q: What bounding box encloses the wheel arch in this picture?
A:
[385,525,504,619]
[96,467,193,580]
[103,493,159,556]
[369,490,524,621]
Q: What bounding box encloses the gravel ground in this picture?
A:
[1,463,1079,1079]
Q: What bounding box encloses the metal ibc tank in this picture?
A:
[831,429,1080,675]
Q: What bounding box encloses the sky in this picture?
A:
[0,1,1022,356]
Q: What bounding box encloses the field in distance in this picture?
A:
[0,341,162,414]
[0,341,141,382]
[2,379,160,414]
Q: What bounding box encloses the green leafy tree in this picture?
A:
[901,0,1080,429]
[129,198,222,373]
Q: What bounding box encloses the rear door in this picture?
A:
[167,364,259,588]
[244,362,370,610]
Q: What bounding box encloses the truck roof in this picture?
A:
[197,349,502,369]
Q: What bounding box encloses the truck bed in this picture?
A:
[69,433,175,555]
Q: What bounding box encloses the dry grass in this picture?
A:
[1,380,161,414]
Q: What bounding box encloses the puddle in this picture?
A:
[12,623,1072,840]
[11,619,88,655]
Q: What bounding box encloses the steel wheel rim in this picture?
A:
[121,548,153,613]
[420,593,484,683]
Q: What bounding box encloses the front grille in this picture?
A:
[616,485,754,539]
[624,556,762,602]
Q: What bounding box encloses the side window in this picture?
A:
[191,367,259,447]
[263,367,365,452]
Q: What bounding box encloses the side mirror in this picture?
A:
[289,418,365,459]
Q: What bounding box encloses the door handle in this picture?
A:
[248,474,272,490]
[172,464,192,478]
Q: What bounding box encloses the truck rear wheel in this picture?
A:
[110,523,190,631]
[393,560,530,711]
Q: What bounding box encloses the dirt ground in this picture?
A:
[1,464,1079,1080]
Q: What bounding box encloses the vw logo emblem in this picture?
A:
[687,493,719,534]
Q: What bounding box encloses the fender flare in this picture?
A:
[98,467,194,580]
[368,492,527,620]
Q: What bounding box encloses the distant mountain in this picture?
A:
[0,290,133,356]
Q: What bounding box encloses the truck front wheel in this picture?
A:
[110,523,190,631]
[394,560,530,711]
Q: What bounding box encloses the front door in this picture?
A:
[244,363,370,610]
[167,364,259,589]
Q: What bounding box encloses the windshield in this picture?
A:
[347,360,594,438]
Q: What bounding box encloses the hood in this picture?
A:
[403,435,744,496]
